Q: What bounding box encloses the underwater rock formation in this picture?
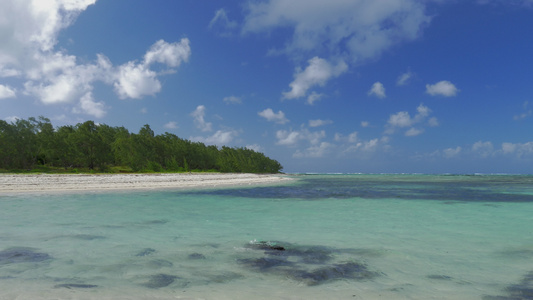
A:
[238,241,380,286]
[142,273,179,288]
[0,247,52,264]
[188,253,206,260]
[484,271,533,300]
[135,248,156,257]
[54,283,98,289]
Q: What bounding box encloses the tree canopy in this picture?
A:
[0,117,283,173]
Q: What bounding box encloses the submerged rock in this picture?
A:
[146,259,173,268]
[238,241,381,286]
[135,248,156,257]
[54,283,98,289]
[188,253,206,260]
[286,262,379,286]
[427,274,453,280]
[0,247,52,264]
[142,273,178,289]
[246,240,286,251]
[483,271,533,300]
[238,257,294,270]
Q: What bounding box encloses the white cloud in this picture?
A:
[114,62,161,99]
[513,101,532,120]
[388,111,412,128]
[502,142,533,157]
[164,121,178,129]
[334,131,358,143]
[275,128,325,146]
[361,121,369,127]
[405,127,423,136]
[344,138,380,153]
[472,141,494,158]
[443,146,462,158]
[293,142,334,158]
[223,95,242,104]
[368,82,386,98]
[245,144,262,152]
[386,103,436,136]
[209,8,238,36]
[191,130,238,146]
[0,1,191,117]
[191,105,213,132]
[283,57,347,100]
[0,84,16,99]
[396,71,413,86]
[309,119,332,127]
[243,0,430,63]
[276,130,301,146]
[4,116,20,123]
[428,117,439,127]
[306,91,324,105]
[143,39,190,68]
[75,92,106,118]
[426,80,459,97]
[258,108,289,124]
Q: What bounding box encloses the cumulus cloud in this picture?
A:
[306,91,324,105]
[309,119,332,127]
[472,141,494,158]
[386,103,437,136]
[243,0,430,63]
[0,1,191,117]
[388,111,412,128]
[75,92,106,118]
[191,105,213,132]
[502,142,533,158]
[335,132,358,143]
[223,95,242,104]
[114,62,161,99]
[164,121,178,129]
[443,146,462,158]
[283,57,347,100]
[426,80,459,97]
[368,82,386,98]
[209,8,238,36]
[143,39,190,68]
[114,39,191,99]
[258,108,289,124]
[0,84,16,99]
[405,127,424,137]
[275,128,325,146]
[293,142,334,158]
[191,129,238,146]
[343,138,380,153]
[397,71,413,86]
[513,101,532,120]
[245,144,262,152]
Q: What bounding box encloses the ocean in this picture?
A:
[0,174,532,299]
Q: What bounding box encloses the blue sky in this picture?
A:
[1,0,533,174]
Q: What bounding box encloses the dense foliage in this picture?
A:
[0,117,283,173]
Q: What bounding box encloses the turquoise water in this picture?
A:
[1,174,533,299]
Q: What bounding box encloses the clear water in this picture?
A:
[1,174,533,299]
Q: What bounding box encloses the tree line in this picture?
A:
[0,116,283,173]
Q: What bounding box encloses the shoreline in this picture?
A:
[0,173,294,194]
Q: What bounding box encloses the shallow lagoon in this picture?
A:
[1,174,532,299]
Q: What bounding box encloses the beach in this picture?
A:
[0,173,292,194]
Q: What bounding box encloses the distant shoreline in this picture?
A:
[0,173,294,194]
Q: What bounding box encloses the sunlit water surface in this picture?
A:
[1,174,533,299]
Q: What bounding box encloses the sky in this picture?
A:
[1,0,533,174]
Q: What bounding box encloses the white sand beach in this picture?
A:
[0,173,293,194]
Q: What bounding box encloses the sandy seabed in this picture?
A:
[0,173,293,194]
